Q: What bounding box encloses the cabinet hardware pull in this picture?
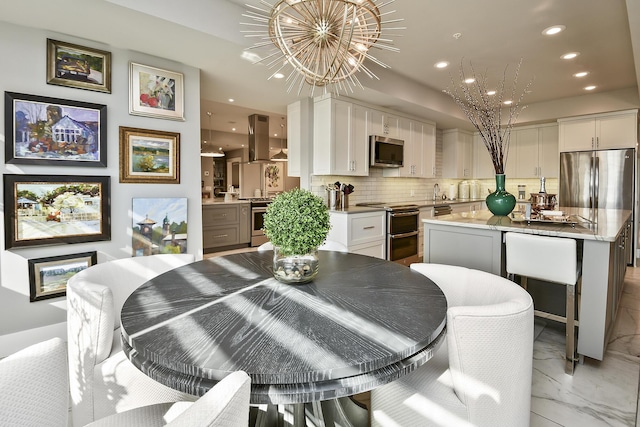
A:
[363,226,375,230]
[214,234,228,239]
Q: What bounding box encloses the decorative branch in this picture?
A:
[445,59,534,174]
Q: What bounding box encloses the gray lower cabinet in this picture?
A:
[203,203,250,251]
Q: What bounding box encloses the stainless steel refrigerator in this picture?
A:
[559,148,635,262]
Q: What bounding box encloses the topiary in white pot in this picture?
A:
[262,189,331,284]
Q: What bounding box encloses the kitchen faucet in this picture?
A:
[433,183,439,200]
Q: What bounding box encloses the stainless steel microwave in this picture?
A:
[370,135,404,168]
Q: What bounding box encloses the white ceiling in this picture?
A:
[2,0,639,152]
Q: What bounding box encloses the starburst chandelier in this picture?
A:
[242,0,404,95]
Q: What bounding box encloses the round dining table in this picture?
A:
[121,251,447,426]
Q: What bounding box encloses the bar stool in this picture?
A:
[505,232,581,375]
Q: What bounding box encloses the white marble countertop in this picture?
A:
[423,207,632,242]
[328,206,387,214]
[202,199,250,205]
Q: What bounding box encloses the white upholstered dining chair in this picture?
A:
[371,263,534,427]
[0,337,69,427]
[84,371,251,427]
[66,254,196,426]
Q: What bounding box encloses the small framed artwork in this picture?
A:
[3,174,111,249]
[28,251,97,302]
[46,39,112,93]
[119,126,180,184]
[129,62,184,120]
[4,91,107,167]
[132,198,188,257]
[264,164,283,192]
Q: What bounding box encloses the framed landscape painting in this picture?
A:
[3,174,111,249]
[132,197,188,257]
[4,91,107,166]
[28,251,97,302]
[46,39,112,93]
[129,62,184,120]
[119,126,180,184]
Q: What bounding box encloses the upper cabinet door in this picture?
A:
[559,117,596,152]
[514,127,539,178]
[596,113,637,149]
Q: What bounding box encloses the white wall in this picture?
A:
[0,22,203,356]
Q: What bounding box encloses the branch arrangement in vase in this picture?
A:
[445,59,534,174]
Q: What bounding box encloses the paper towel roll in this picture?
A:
[448,184,457,200]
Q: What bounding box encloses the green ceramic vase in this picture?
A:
[486,174,516,216]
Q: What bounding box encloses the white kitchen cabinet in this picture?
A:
[383,119,436,178]
[327,210,386,259]
[443,129,473,178]
[286,101,301,177]
[512,124,558,178]
[558,110,638,152]
[418,207,434,259]
[313,95,368,176]
[369,109,403,138]
[473,133,495,179]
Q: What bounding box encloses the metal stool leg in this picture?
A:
[565,282,577,375]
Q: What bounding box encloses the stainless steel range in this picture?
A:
[245,198,273,247]
[356,202,420,266]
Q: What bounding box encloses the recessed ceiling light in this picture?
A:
[503,100,513,105]
[232,128,236,131]
[574,71,589,78]
[228,98,235,102]
[435,61,449,69]
[542,25,565,36]
[487,90,496,96]
[561,52,579,60]
[452,33,462,40]
[585,85,597,91]
[273,73,285,79]
[464,78,475,84]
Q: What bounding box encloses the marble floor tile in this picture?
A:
[608,304,640,357]
[531,325,639,426]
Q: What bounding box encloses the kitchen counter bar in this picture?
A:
[423,207,631,242]
[422,207,633,361]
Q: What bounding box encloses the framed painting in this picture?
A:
[264,164,283,192]
[119,126,180,184]
[28,251,97,302]
[3,174,111,249]
[4,92,107,166]
[129,62,184,120]
[46,39,112,93]
[132,198,188,257]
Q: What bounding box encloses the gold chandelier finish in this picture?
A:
[243,0,402,94]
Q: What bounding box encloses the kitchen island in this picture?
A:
[423,208,633,361]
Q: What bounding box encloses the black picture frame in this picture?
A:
[28,251,97,302]
[3,174,111,249]
[4,91,107,167]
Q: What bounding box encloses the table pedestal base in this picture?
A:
[251,396,368,427]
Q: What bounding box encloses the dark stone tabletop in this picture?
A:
[121,251,447,404]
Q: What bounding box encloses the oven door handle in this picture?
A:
[389,211,419,217]
[389,231,419,239]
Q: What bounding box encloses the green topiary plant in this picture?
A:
[263,188,331,257]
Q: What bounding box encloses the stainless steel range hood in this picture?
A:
[248,114,270,162]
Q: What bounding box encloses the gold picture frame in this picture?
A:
[129,62,185,120]
[46,39,112,93]
[119,126,180,184]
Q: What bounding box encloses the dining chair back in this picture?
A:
[0,338,68,427]
[84,371,251,427]
[66,254,196,426]
[371,263,534,427]
[505,232,581,374]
